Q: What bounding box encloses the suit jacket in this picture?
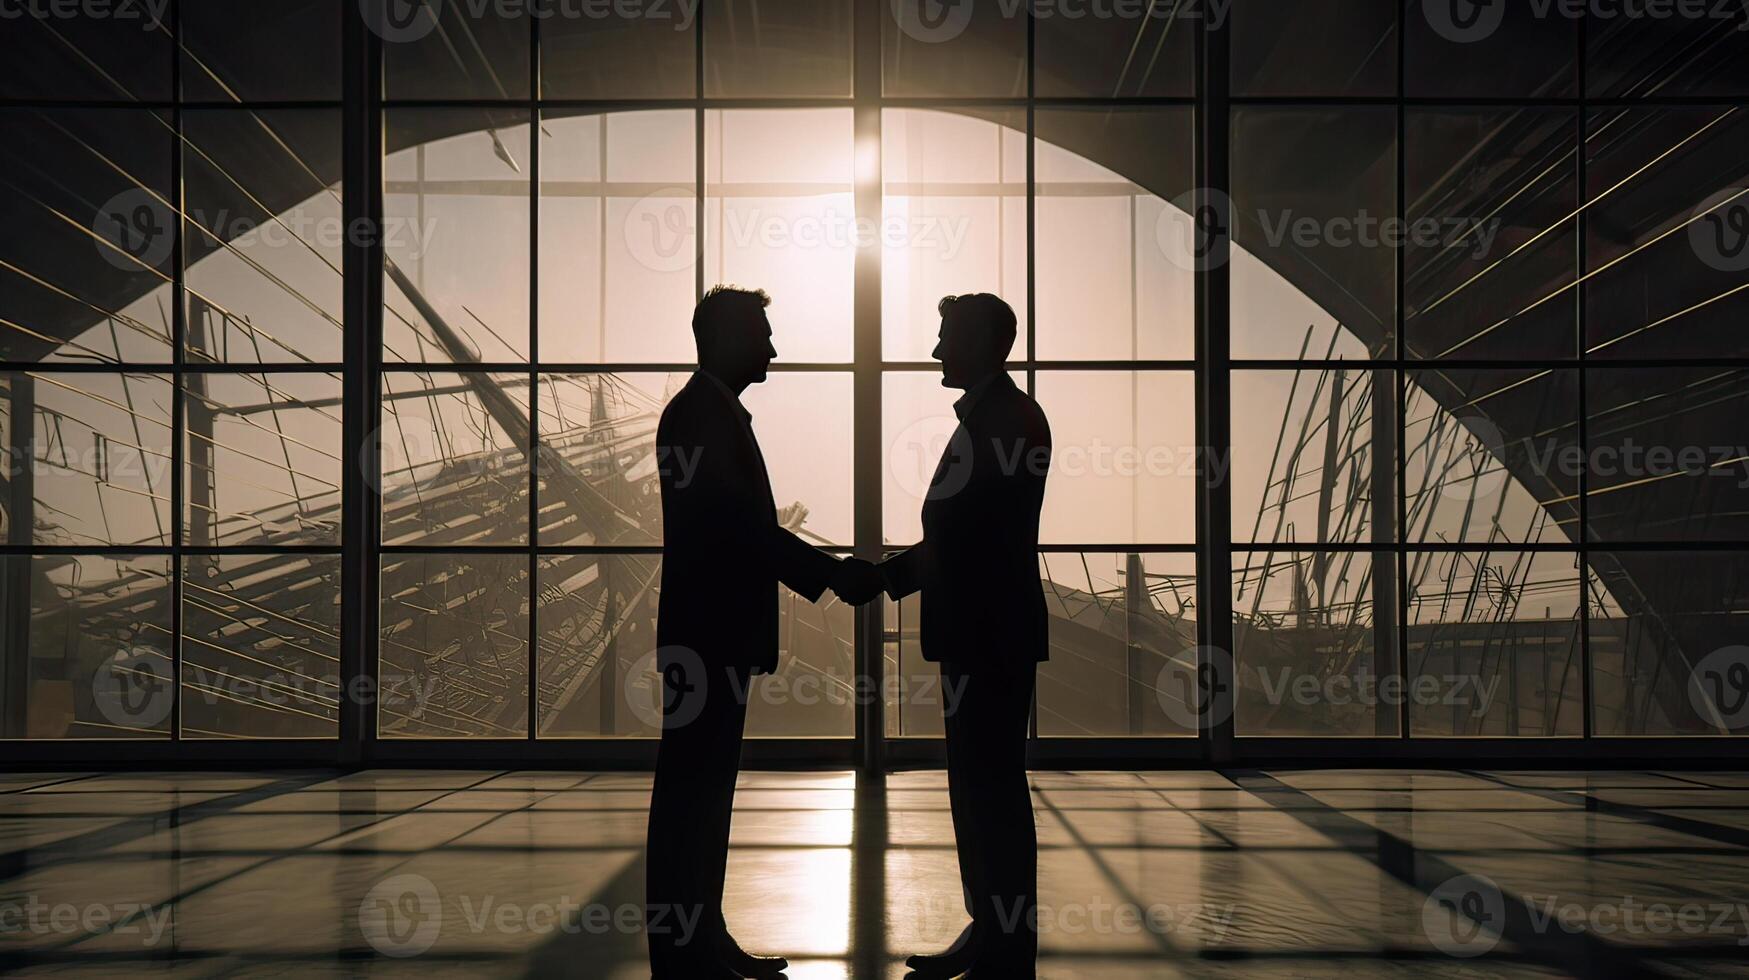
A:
[656,372,838,674]
[883,373,1052,666]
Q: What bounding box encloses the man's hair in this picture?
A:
[692,285,771,344]
[938,293,1017,358]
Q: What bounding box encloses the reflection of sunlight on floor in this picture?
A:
[726,846,852,957]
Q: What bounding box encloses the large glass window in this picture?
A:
[5,3,1747,754]
[0,6,343,741]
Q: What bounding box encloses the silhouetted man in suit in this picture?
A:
[647,285,880,978]
[880,293,1051,978]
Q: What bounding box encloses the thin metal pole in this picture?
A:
[1199,0,1235,765]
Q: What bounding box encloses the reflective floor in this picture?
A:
[2,770,1747,978]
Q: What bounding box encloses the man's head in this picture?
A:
[931,293,1016,389]
[692,285,776,388]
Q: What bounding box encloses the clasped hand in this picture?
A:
[830,557,884,605]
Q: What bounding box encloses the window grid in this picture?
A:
[4,4,1747,755]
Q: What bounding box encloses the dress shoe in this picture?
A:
[904,922,981,978]
[715,930,788,978]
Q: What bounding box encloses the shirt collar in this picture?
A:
[699,370,752,423]
[952,372,1005,421]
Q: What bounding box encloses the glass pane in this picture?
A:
[15,372,173,549]
[886,589,939,737]
[1231,108,1397,359]
[1403,0,1576,98]
[380,371,531,547]
[542,3,696,98]
[1035,108,1194,361]
[1,109,174,363]
[1405,108,1577,360]
[536,372,678,546]
[1231,369,1382,547]
[184,371,343,548]
[2,555,172,739]
[1037,371,1196,545]
[1588,13,1749,98]
[540,110,697,364]
[705,0,853,97]
[385,110,531,365]
[745,580,856,738]
[536,553,660,737]
[1034,0,1196,97]
[1584,106,1749,359]
[183,109,344,365]
[379,2,530,101]
[883,0,1027,97]
[181,553,342,740]
[1406,550,1582,737]
[379,553,529,739]
[1404,368,1579,545]
[704,109,855,364]
[743,372,853,546]
[1234,550,1390,736]
[1590,552,1749,735]
[1231,0,1396,97]
[1586,367,1749,542]
[180,0,342,102]
[881,370,1024,546]
[0,8,171,101]
[1037,552,1198,737]
[882,108,1027,362]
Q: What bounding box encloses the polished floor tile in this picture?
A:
[1,770,1744,977]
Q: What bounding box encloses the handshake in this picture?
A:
[829,557,886,605]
